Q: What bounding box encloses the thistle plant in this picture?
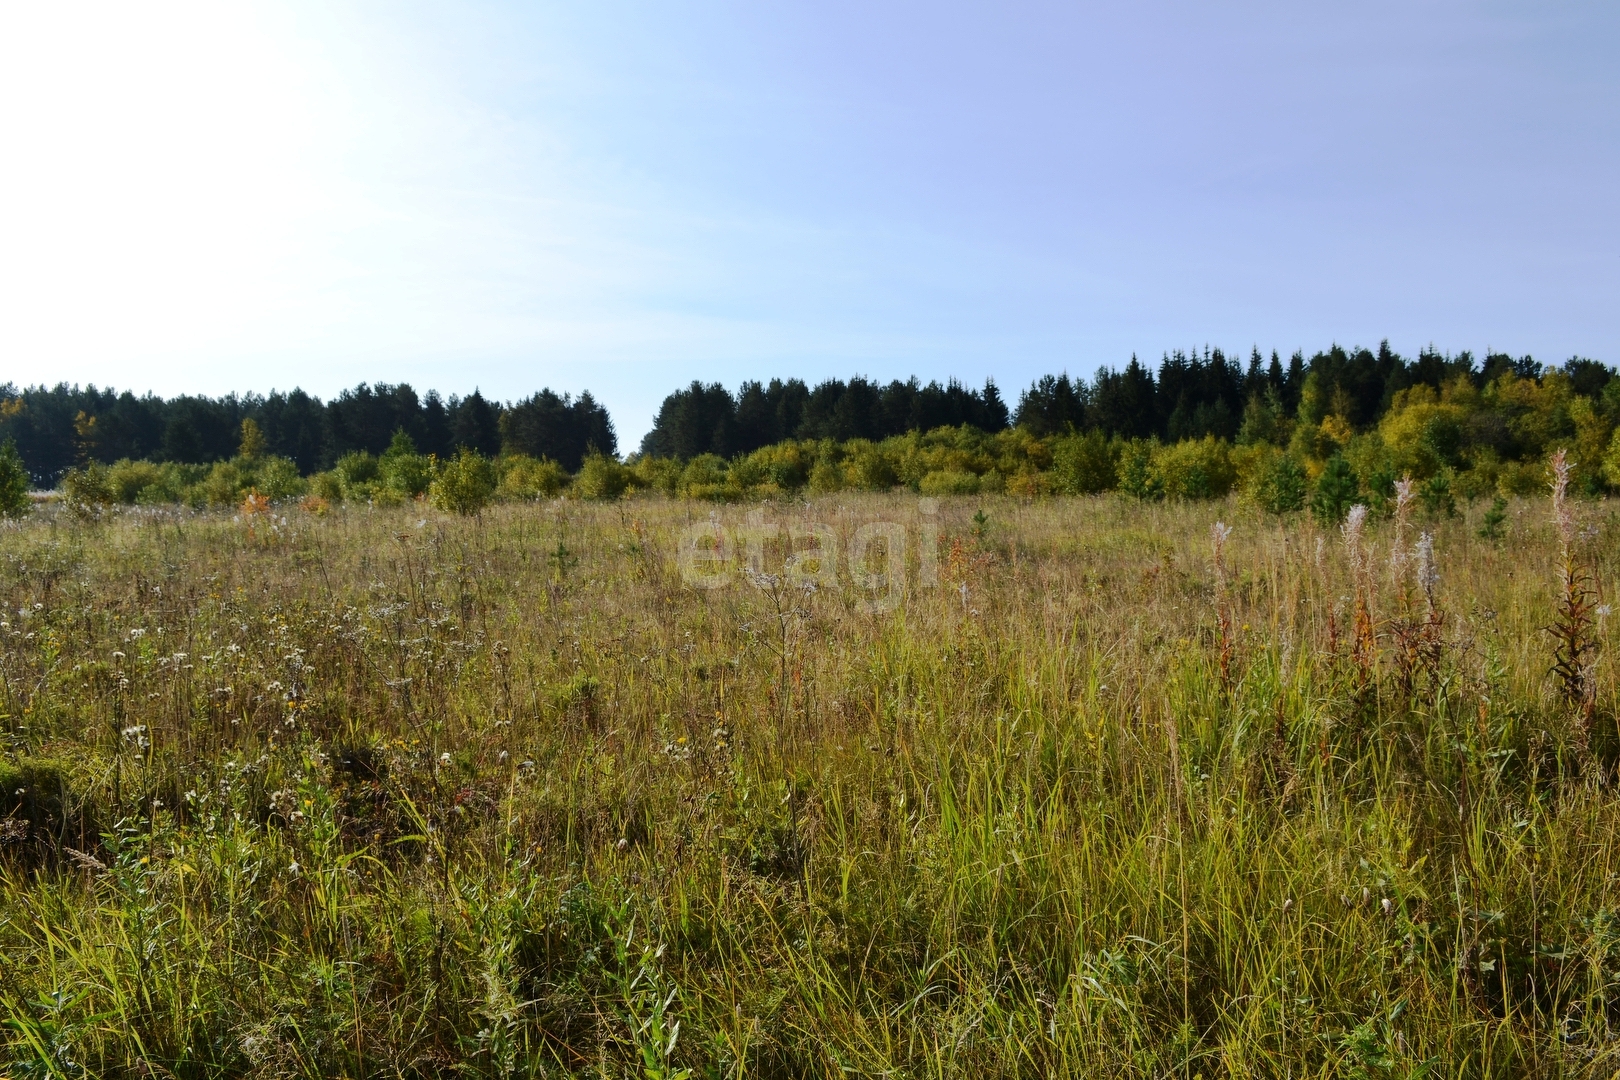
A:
[1546,449,1598,748]
[1389,477,1415,604]
[1341,504,1377,693]
[1412,531,1443,687]
[1388,479,1443,700]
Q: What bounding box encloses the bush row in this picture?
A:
[34,408,1614,523]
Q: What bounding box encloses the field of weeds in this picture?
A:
[3,486,1620,1078]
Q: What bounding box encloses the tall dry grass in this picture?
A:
[1,492,1618,1077]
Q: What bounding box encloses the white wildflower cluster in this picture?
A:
[267,787,307,827]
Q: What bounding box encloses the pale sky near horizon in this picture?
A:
[1,2,1616,448]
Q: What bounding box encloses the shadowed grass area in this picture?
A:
[1,493,1618,1077]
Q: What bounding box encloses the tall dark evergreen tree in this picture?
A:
[640,382,738,459]
[256,390,327,472]
[1090,357,1158,439]
[421,391,452,459]
[449,391,503,457]
[499,390,616,470]
[1016,374,1088,435]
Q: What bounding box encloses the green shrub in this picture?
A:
[1050,430,1117,494]
[808,458,845,494]
[62,462,114,510]
[497,455,568,500]
[0,439,32,516]
[844,442,898,491]
[1310,455,1360,524]
[255,457,307,501]
[574,453,631,501]
[629,456,681,497]
[1256,454,1308,515]
[379,431,434,498]
[1118,440,1163,501]
[1152,436,1234,500]
[430,448,496,515]
[918,470,980,496]
[200,461,247,506]
[334,451,380,502]
[676,454,735,501]
[1496,460,1545,497]
[738,442,812,493]
[106,459,168,503]
[307,471,344,502]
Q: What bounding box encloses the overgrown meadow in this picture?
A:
[3,480,1620,1078]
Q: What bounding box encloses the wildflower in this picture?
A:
[615,838,628,852]
[1550,448,1574,552]
[1381,897,1393,916]
[1210,521,1232,586]
[439,752,452,765]
[1414,532,1438,605]
[1341,504,1368,576]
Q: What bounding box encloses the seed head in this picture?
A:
[1391,477,1415,580]
[1210,521,1232,589]
[1549,448,1575,552]
[1341,504,1369,578]
[1414,532,1438,605]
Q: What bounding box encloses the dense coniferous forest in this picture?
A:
[639,376,1010,458]
[4,342,1617,512]
[0,383,614,485]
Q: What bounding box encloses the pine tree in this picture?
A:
[0,439,30,516]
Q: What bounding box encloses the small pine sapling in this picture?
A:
[1478,496,1508,540]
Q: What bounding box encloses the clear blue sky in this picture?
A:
[1,1,1615,448]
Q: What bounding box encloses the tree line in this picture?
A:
[4,341,1613,489]
[0,383,615,485]
[639,376,1011,460]
[1010,344,1608,443]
